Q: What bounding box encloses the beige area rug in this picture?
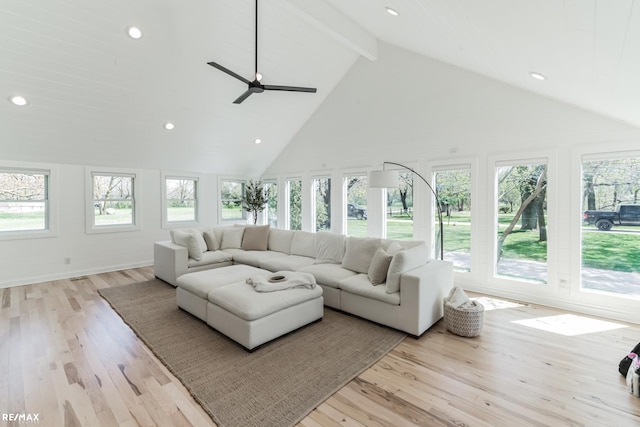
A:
[99,279,406,427]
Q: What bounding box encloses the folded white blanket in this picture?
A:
[444,286,470,308]
[246,271,317,292]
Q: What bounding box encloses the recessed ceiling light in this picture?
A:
[164,122,175,130]
[9,95,28,106]
[254,138,262,145]
[126,26,143,39]
[385,7,399,16]
[530,72,546,81]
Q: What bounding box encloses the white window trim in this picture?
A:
[161,172,201,228]
[0,163,58,241]
[85,166,142,234]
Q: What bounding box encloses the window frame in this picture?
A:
[218,178,247,223]
[85,167,141,234]
[162,173,200,228]
[0,164,57,240]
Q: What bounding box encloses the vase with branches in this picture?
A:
[243,179,267,224]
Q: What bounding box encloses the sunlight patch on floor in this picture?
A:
[512,314,628,336]
[471,296,524,311]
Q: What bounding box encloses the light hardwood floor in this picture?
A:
[1,266,639,426]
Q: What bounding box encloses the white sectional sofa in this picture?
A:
[154,225,453,337]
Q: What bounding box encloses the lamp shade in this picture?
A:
[368,169,399,188]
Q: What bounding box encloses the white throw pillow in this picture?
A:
[315,232,346,263]
[220,227,245,249]
[385,244,428,293]
[171,230,204,261]
[203,230,219,251]
[368,247,393,285]
[341,237,381,274]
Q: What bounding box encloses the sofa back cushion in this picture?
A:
[315,232,346,263]
[268,228,295,254]
[290,231,316,258]
[241,225,270,251]
[220,227,245,249]
[203,230,219,251]
[171,230,206,261]
[385,244,428,293]
[341,237,381,274]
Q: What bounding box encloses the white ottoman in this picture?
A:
[207,282,324,351]
[176,265,270,321]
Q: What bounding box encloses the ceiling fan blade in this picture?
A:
[263,84,317,93]
[233,90,254,104]
[207,61,251,85]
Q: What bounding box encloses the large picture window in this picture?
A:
[345,174,367,237]
[165,176,198,224]
[0,169,49,233]
[286,178,302,230]
[92,174,135,227]
[220,180,245,221]
[581,155,640,298]
[495,161,548,283]
[386,172,413,240]
[313,177,331,232]
[264,181,278,227]
[434,167,471,271]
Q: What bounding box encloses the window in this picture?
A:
[581,155,640,298]
[264,181,278,227]
[0,168,49,234]
[434,167,471,271]
[386,172,413,240]
[495,161,548,283]
[220,180,245,221]
[164,176,198,225]
[90,173,136,229]
[286,178,302,230]
[314,177,331,232]
[344,174,367,237]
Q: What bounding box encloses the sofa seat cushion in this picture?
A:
[298,263,357,289]
[339,274,401,305]
[208,282,323,321]
[176,265,269,299]
[260,255,316,272]
[224,249,287,268]
[187,250,233,268]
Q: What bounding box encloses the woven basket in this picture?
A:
[444,301,484,337]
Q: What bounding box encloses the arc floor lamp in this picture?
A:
[369,162,444,260]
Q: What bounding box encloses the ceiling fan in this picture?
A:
[207,0,317,104]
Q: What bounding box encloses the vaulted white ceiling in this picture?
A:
[2,0,640,175]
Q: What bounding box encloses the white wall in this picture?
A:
[0,161,220,288]
[264,42,640,323]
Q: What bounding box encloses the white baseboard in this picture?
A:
[0,260,154,289]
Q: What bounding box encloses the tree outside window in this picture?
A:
[0,170,48,232]
[93,174,134,226]
[345,175,367,237]
[314,177,331,232]
[221,180,245,221]
[386,172,413,240]
[434,168,471,271]
[495,163,548,283]
[166,177,197,223]
[287,179,302,230]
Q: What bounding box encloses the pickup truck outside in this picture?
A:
[583,204,640,231]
